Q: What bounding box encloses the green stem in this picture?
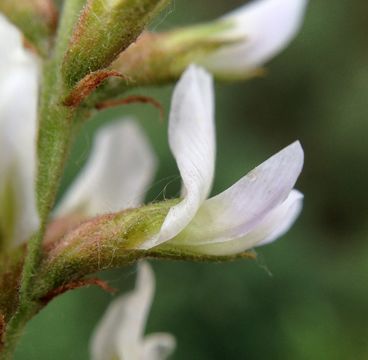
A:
[0,304,39,360]
[52,0,86,61]
[18,0,85,301]
[1,1,86,357]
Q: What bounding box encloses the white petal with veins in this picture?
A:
[189,190,303,255]
[140,65,304,254]
[201,0,308,75]
[170,141,304,247]
[142,65,215,248]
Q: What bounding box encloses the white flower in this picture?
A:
[0,14,156,245]
[0,14,39,246]
[55,119,157,217]
[199,0,308,77]
[141,65,304,255]
[90,262,176,360]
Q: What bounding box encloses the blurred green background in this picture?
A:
[15,0,368,359]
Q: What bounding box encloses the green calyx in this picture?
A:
[0,198,254,355]
[62,0,171,87]
[109,19,244,88]
[35,200,177,297]
[34,199,254,299]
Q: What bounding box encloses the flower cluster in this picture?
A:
[0,0,308,358]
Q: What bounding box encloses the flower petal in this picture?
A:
[0,14,32,80]
[56,119,157,217]
[90,262,155,360]
[255,189,303,246]
[90,295,126,360]
[142,333,176,360]
[200,0,308,75]
[189,190,303,255]
[0,15,39,245]
[169,141,304,248]
[141,65,215,249]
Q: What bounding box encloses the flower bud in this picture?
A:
[112,0,308,84]
[112,21,239,86]
[62,0,170,87]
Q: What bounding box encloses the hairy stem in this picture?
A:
[1,1,86,357]
[19,0,84,301]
